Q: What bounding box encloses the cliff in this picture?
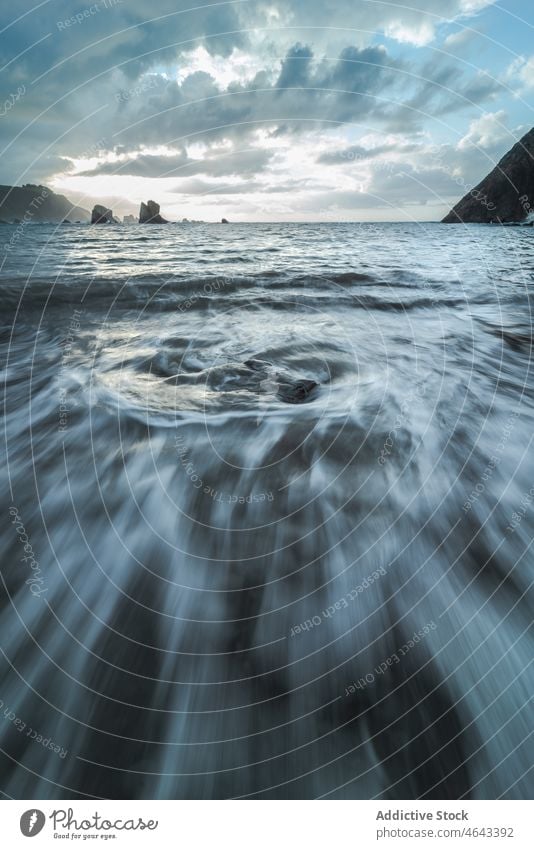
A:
[139,200,168,224]
[0,184,90,223]
[442,128,534,224]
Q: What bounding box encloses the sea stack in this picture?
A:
[139,200,168,224]
[221,217,229,224]
[91,204,114,224]
[443,127,534,224]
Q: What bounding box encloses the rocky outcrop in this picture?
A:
[0,184,90,223]
[221,217,229,224]
[244,359,319,405]
[443,127,534,223]
[91,204,114,224]
[139,200,168,224]
[123,214,136,224]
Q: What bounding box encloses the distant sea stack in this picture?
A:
[91,204,114,224]
[0,184,90,223]
[443,127,534,224]
[139,200,168,224]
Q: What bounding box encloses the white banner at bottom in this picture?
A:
[1,800,531,848]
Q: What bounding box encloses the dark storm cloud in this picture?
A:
[0,0,245,86]
[275,44,315,90]
[402,58,502,117]
[99,42,502,163]
[79,146,274,178]
[106,43,402,152]
[54,41,403,183]
[0,0,245,181]
[0,0,506,190]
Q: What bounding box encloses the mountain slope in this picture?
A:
[0,184,90,223]
[442,128,534,224]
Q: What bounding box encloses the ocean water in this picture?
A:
[0,221,533,799]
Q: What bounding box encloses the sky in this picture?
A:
[0,0,533,221]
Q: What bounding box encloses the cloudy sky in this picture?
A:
[1,0,533,220]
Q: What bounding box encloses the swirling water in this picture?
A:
[1,221,533,799]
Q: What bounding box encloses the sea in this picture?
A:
[0,221,533,798]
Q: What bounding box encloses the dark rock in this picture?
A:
[276,378,319,404]
[244,358,272,372]
[0,184,90,223]
[139,200,168,224]
[91,204,113,224]
[221,217,229,224]
[244,359,319,404]
[442,127,534,223]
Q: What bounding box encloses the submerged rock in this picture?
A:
[139,200,168,224]
[276,378,319,404]
[442,127,534,224]
[91,204,114,224]
[244,358,271,372]
[244,360,319,404]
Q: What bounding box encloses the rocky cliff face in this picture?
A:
[443,128,534,223]
[0,184,90,223]
[139,200,168,224]
[91,204,114,224]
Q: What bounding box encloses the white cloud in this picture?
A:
[176,47,270,88]
[443,28,477,49]
[506,56,534,92]
[0,0,512,220]
[384,19,436,48]
[278,0,495,48]
[458,110,509,150]
[459,0,494,11]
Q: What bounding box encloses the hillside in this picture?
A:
[0,184,90,223]
[443,128,534,224]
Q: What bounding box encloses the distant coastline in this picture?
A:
[0,172,534,227]
[0,184,90,224]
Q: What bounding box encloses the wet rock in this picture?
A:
[443,127,534,223]
[139,200,168,224]
[276,378,319,404]
[244,358,272,373]
[244,359,319,404]
[91,204,113,224]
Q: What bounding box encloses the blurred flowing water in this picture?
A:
[1,221,533,799]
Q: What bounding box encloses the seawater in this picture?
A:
[1,221,533,798]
